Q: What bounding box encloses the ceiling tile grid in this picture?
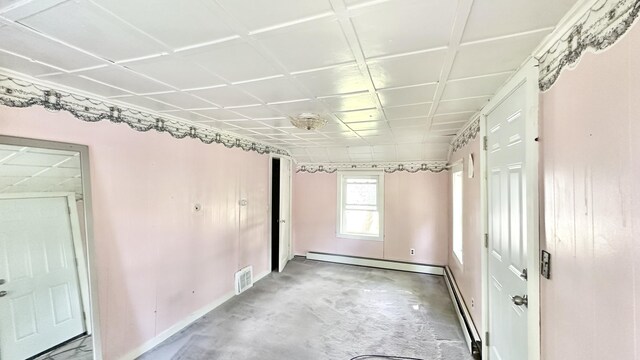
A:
[0,0,579,163]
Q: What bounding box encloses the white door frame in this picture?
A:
[480,58,540,360]
[268,155,294,271]
[0,135,102,360]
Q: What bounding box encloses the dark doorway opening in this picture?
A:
[271,158,281,271]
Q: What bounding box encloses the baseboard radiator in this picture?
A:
[444,266,482,359]
[306,252,444,275]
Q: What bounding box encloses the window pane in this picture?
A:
[343,209,379,236]
[452,171,463,263]
[345,179,377,206]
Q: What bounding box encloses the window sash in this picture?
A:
[337,172,383,241]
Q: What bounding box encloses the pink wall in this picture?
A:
[448,137,482,330]
[0,107,271,359]
[539,25,640,360]
[292,171,450,265]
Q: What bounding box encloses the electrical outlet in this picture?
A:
[410,248,415,255]
[471,298,475,308]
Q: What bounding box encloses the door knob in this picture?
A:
[511,295,528,307]
[0,291,7,297]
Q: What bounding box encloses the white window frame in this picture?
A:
[451,162,464,264]
[336,171,384,241]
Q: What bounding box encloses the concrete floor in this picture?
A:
[139,257,472,360]
[34,335,93,360]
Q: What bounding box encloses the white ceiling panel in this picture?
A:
[230,105,285,119]
[76,65,172,94]
[17,0,165,62]
[463,0,577,43]
[182,40,281,83]
[187,85,260,108]
[347,121,388,131]
[0,25,103,71]
[239,77,307,103]
[123,55,224,90]
[368,49,447,89]
[432,112,476,125]
[0,50,61,76]
[320,92,377,112]
[147,92,216,110]
[388,117,430,128]
[350,0,455,58]
[384,103,431,120]
[442,72,511,100]
[377,83,437,107]
[39,73,130,97]
[256,18,355,72]
[267,100,326,116]
[94,0,236,49]
[217,0,333,33]
[435,96,490,115]
[293,64,367,97]
[193,108,246,121]
[336,108,383,123]
[450,31,551,79]
[115,95,180,112]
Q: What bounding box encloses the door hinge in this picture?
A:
[485,331,490,346]
[484,233,488,248]
[483,136,488,151]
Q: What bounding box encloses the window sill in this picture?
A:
[337,233,383,241]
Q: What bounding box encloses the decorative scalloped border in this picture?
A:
[450,117,480,154]
[296,161,449,174]
[0,74,290,157]
[538,0,640,91]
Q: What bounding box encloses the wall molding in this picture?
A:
[450,116,480,155]
[296,161,448,174]
[0,73,289,157]
[537,0,640,91]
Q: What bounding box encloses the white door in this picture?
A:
[278,159,292,272]
[0,196,85,360]
[487,83,528,360]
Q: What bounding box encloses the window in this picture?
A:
[337,171,384,241]
[452,164,464,263]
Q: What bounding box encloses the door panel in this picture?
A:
[0,196,85,360]
[487,83,528,360]
[278,159,292,272]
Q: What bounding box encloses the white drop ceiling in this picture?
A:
[0,0,578,163]
[0,144,82,196]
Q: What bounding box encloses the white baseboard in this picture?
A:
[306,252,444,276]
[444,266,481,357]
[118,270,271,360]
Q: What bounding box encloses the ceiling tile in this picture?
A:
[217,0,333,32]
[368,49,447,89]
[377,83,437,107]
[450,31,550,79]
[39,73,131,97]
[336,108,383,123]
[166,110,216,123]
[193,108,246,121]
[463,0,578,43]
[384,103,431,120]
[435,96,489,115]
[187,85,260,108]
[0,25,103,71]
[182,40,281,82]
[389,117,430,128]
[18,0,165,62]
[320,92,376,111]
[239,77,308,103]
[432,112,475,125]
[293,64,367,96]
[347,121,388,131]
[267,100,326,116]
[350,0,455,58]
[442,72,511,100]
[147,92,215,109]
[123,55,224,90]
[0,50,61,76]
[230,105,285,119]
[256,18,355,72]
[76,65,173,94]
[94,0,236,49]
[227,120,270,129]
[115,95,180,112]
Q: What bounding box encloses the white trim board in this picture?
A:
[119,270,272,360]
[306,252,444,276]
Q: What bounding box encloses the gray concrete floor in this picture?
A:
[139,258,473,360]
[34,335,93,360]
